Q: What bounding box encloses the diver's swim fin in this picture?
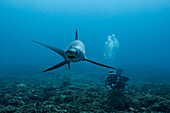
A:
[43,60,68,72]
[121,76,130,82]
[32,40,66,59]
[84,59,117,70]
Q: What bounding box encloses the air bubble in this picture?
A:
[104,34,120,59]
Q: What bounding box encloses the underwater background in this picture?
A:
[0,0,170,112]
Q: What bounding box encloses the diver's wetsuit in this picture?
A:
[105,69,129,90]
[107,74,119,88]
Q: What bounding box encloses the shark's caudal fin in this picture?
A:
[75,29,78,40]
[68,62,70,70]
[32,40,66,59]
[84,59,117,70]
[43,60,68,72]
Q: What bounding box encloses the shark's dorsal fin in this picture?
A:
[75,29,78,40]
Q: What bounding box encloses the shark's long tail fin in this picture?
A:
[32,40,66,59]
[75,29,78,40]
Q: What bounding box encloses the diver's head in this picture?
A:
[109,71,115,75]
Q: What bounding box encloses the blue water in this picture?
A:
[0,0,170,82]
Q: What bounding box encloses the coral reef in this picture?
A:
[0,78,169,113]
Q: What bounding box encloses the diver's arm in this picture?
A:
[101,73,108,82]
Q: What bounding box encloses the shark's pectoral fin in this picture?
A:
[32,40,66,59]
[84,59,117,70]
[43,60,68,72]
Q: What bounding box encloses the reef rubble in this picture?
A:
[0,78,169,113]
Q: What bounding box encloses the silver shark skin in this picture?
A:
[65,40,85,62]
[33,29,117,72]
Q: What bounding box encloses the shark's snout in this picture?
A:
[66,50,72,53]
[66,49,76,53]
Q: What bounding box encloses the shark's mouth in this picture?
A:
[68,56,76,59]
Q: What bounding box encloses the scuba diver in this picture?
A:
[102,68,129,90]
